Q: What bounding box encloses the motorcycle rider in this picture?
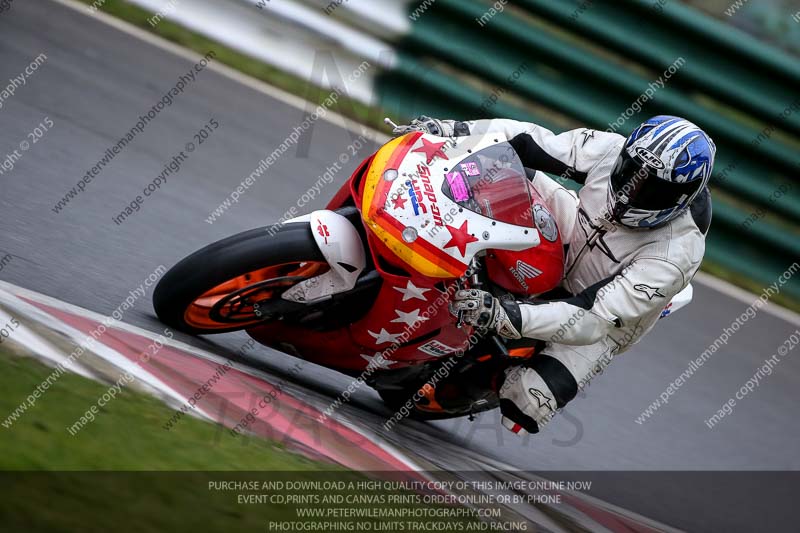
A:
[393,115,715,435]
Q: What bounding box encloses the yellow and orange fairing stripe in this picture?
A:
[360,133,467,278]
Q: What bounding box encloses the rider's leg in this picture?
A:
[497,340,615,434]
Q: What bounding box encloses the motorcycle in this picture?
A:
[153,129,689,420]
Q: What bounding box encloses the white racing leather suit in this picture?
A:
[450,118,709,434]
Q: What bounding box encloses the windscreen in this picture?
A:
[441,142,534,227]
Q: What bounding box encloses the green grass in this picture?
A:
[0,354,479,532]
[701,259,800,313]
[0,352,319,470]
[0,353,322,531]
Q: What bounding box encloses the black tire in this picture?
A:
[153,223,323,335]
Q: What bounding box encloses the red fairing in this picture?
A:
[326,155,373,210]
[253,151,469,372]
[251,137,564,374]
[485,182,564,296]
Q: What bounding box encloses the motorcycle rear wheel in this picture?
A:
[153,223,327,334]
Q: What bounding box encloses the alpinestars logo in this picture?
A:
[510,260,542,289]
[634,284,665,300]
[528,388,555,411]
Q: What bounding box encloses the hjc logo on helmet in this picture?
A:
[634,147,665,169]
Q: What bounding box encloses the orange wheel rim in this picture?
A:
[184,261,329,330]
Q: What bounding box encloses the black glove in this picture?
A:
[451,289,523,340]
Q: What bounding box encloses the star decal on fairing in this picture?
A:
[391,308,429,327]
[577,208,620,264]
[443,220,479,257]
[360,353,396,369]
[391,194,408,210]
[368,328,403,345]
[412,138,449,164]
[528,388,555,411]
[394,280,430,302]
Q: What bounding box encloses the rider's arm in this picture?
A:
[459,119,623,184]
[517,258,686,345]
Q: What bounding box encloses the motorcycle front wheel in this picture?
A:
[153,223,328,334]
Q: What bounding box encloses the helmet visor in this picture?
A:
[610,149,702,211]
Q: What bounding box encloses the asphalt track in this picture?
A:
[1,1,799,531]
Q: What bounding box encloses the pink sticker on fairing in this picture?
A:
[446,171,471,201]
[460,162,480,176]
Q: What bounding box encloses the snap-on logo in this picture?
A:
[408,164,444,226]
